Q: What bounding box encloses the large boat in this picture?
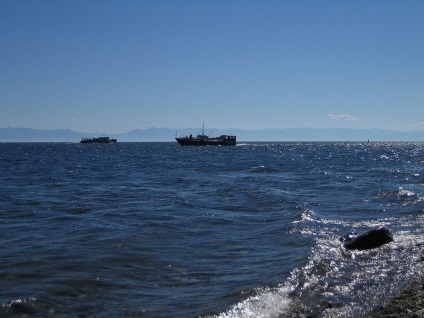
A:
[175,124,236,146]
[80,136,117,144]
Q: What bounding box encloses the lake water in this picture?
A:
[1,142,423,317]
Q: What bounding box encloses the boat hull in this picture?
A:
[175,135,236,146]
[80,137,117,144]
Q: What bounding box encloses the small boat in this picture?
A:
[175,124,236,146]
[80,136,117,144]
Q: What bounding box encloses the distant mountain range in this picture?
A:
[1,127,424,142]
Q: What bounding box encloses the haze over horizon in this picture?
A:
[1,1,424,135]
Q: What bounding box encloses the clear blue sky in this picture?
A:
[1,1,423,133]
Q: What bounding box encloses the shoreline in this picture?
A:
[364,276,424,318]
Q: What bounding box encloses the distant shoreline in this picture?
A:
[2,127,424,142]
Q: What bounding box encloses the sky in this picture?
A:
[1,1,424,134]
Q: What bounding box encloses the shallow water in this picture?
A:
[1,142,423,317]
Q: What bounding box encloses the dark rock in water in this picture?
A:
[340,226,393,250]
[4,298,38,315]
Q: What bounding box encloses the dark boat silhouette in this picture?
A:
[175,124,236,146]
[80,136,117,144]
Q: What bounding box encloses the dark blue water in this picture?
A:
[1,142,423,317]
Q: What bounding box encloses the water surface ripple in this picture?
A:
[1,142,423,317]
